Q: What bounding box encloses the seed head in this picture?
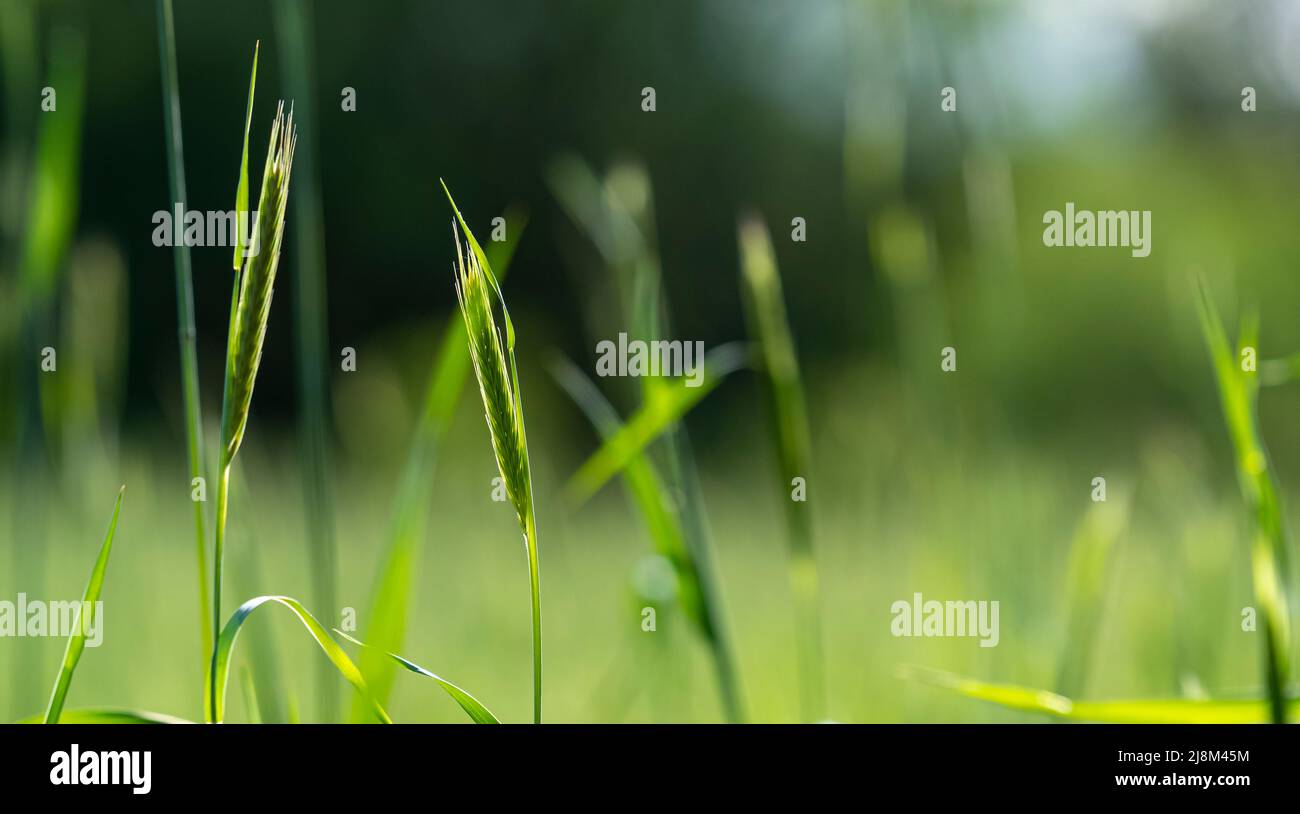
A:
[452,220,533,533]
[221,102,296,465]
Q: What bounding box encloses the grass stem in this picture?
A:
[154,0,211,678]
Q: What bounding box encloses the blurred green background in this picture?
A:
[2,0,1300,723]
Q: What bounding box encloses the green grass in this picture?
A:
[444,181,543,723]
[737,212,825,721]
[349,208,525,722]
[901,281,1296,724]
[43,487,123,724]
[1194,278,1293,723]
[209,103,297,722]
[547,157,747,721]
[1054,494,1130,698]
[563,344,748,507]
[154,0,211,676]
[901,666,1298,723]
[336,630,499,724]
[206,596,389,724]
[550,354,742,720]
[274,0,340,722]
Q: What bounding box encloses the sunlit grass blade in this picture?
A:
[1194,276,1292,724]
[336,630,499,723]
[443,180,543,723]
[1055,493,1130,699]
[273,0,339,721]
[205,595,390,724]
[232,41,257,270]
[737,211,824,721]
[351,208,526,722]
[563,342,749,507]
[154,0,211,684]
[901,665,1296,723]
[43,486,124,724]
[20,708,192,724]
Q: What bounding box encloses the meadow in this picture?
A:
[2,0,1299,724]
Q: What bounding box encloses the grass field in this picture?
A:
[2,0,1299,724]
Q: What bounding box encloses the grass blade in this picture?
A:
[901,666,1296,723]
[548,157,744,721]
[737,212,825,721]
[232,41,258,271]
[273,0,340,721]
[443,180,543,723]
[1194,276,1293,723]
[43,486,124,724]
[21,708,192,724]
[205,596,389,724]
[563,342,749,507]
[336,630,499,723]
[154,0,211,683]
[18,25,84,311]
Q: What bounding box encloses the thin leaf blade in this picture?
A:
[232,40,258,271]
[43,487,124,724]
[337,630,499,723]
[564,343,750,506]
[205,595,390,724]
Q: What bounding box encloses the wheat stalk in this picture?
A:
[207,103,296,723]
[445,182,542,722]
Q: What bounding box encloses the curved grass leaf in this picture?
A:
[205,595,390,724]
[21,708,191,724]
[901,665,1296,723]
[563,342,750,507]
[44,487,124,724]
[336,630,499,723]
